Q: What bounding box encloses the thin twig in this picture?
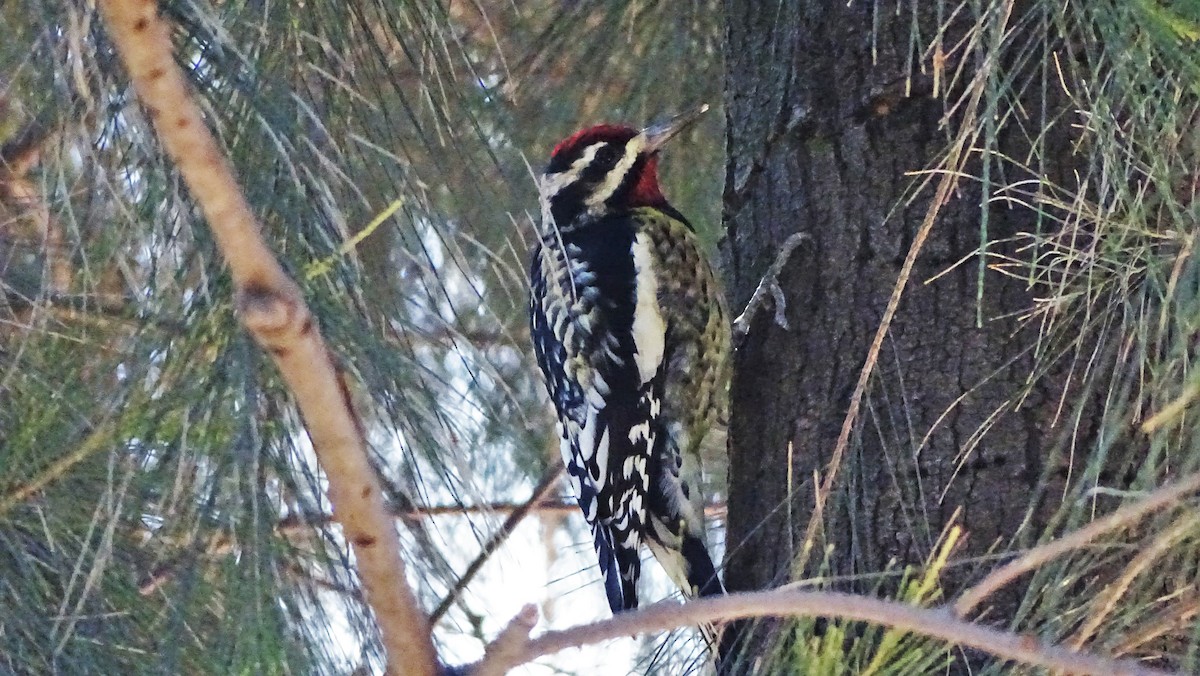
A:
[0,419,118,517]
[95,3,436,673]
[290,496,725,524]
[3,291,186,333]
[430,466,564,625]
[732,232,808,342]
[468,590,1170,676]
[1,288,508,345]
[954,472,1200,618]
[140,487,717,597]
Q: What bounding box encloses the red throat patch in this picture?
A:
[629,154,665,206]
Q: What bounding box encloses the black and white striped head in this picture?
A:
[538,105,708,230]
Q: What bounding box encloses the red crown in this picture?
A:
[551,124,636,158]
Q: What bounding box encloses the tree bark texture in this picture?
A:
[720,0,1095,658]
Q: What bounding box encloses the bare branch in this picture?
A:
[295,496,725,523]
[732,231,808,341]
[144,485,726,597]
[95,2,436,673]
[954,472,1200,618]
[470,604,539,676]
[469,590,1170,676]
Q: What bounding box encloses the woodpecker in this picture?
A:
[528,106,729,620]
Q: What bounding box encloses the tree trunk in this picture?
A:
[719,1,1086,666]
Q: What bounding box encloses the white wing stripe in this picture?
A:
[630,233,666,385]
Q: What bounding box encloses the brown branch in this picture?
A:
[3,288,508,345]
[346,496,724,522]
[468,590,1170,676]
[139,491,720,597]
[95,2,436,674]
[430,465,564,625]
[954,472,1200,618]
[143,490,721,596]
[3,291,182,333]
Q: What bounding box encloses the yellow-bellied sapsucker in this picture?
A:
[529,106,729,618]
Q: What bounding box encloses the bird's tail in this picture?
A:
[681,531,725,599]
[682,532,725,651]
[592,520,641,614]
[645,529,725,650]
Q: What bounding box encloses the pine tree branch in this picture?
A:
[95,2,436,673]
[142,489,722,597]
[468,590,1172,676]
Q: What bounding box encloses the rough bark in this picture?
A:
[720,0,1086,665]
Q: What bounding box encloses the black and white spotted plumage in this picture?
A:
[529,111,728,619]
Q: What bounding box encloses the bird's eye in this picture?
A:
[594,144,621,168]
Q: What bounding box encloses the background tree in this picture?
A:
[721,1,1200,672]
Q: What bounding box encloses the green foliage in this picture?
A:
[994,3,1200,667]
[824,0,1200,673]
[773,530,957,676]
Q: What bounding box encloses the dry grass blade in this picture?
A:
[1113,590,1200,658]
[95,1,437,673]
[1068,512,1200,650]
[954,471,1200,618]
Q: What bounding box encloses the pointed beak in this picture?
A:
[641,103,710,153]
